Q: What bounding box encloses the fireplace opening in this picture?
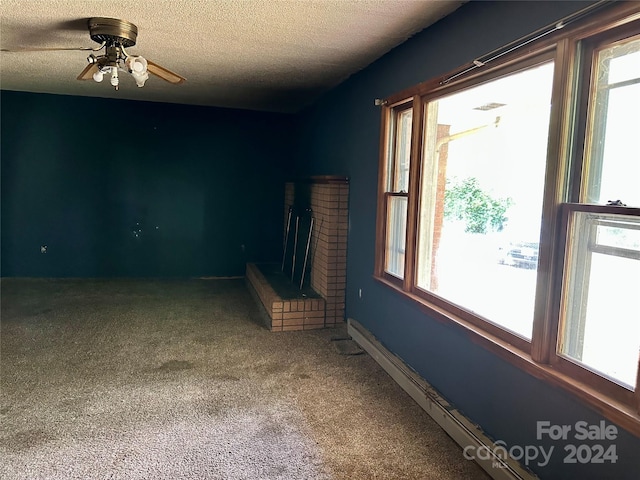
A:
[246,177,348,331]
[281,206,315,292]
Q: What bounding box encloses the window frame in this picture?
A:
[374,3,640,436]
[551,203,640,408]
[415,51,557,355]
[376,99,422,288]
[576,23,640,206]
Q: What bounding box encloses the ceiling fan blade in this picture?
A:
[146,59,186,85]
[1,46,95,52]
[77,63,98,81]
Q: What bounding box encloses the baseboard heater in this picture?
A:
[347,318,538,480]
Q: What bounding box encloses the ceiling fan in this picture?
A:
[3,17,186,90]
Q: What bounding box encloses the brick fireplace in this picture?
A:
[246,176,348,331]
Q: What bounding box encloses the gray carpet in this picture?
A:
[0,278,489,479]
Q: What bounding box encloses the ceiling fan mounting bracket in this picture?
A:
[88,17,138,48]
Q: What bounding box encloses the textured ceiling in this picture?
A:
[0,0,465,113]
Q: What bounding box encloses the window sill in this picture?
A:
[373,275,640,438]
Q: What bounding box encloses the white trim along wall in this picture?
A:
[347,318,538,480]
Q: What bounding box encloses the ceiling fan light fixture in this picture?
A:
[12,16,186,88]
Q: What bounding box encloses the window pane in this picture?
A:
[385,195,407,278]
[391,109,413,192]
[416,62,555,339]
[585,36,640,207]
[560,211,640,389]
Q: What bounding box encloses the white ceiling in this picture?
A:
[0,0,465,112]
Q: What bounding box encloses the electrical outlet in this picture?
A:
[358,288,362,299]
[40,245,47,254]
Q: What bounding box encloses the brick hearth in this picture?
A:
[247,176,348,331]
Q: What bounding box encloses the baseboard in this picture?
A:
[347,318,538,480]
[197,276,245,280]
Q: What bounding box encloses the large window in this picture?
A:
[416,61,554,339]
[375,4,640,434]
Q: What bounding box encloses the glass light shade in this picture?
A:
[132,71,149,87]
[126,56,148,74]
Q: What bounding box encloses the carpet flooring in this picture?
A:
[0,278,489,480]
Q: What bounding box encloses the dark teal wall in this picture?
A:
[294,1,640,479]
[1,92,294,277]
